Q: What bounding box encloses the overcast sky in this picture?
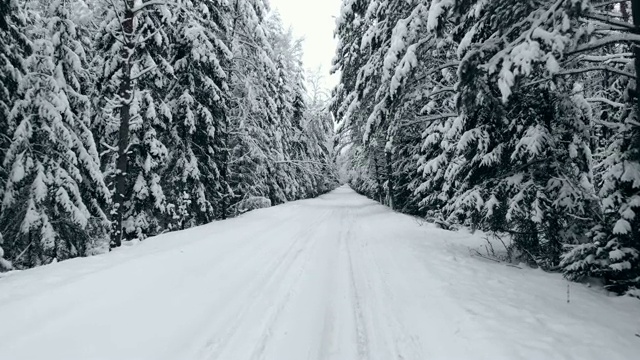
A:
[269,0,342,89]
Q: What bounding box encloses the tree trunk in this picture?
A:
[110,1,134,249]
[220,110,229,220]
[218,0,242,220]
[630,0,640,248]
[385,149,394,210]
[633,1,640,115]
[373,154,384,203]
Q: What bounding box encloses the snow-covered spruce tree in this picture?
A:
[331,0,369,138]
[388,50,452,216]
[354,1,394,208]
[221,5,336,214]
[0,0,29,207]
[161,0,230,230]
[413,0,597,268]
[335,0,452,211]
[331,0,639,290]
[266,17,312,203]
[351,0,399,207]
[350,1,463,220]
[0,0,109,268]
[330,0,464,212]
[220,0,276,217]
[94,0,174,246]
[560,0,640,293]
[223,3,335,212]
[0,232,11,270]
[332,0,388,202]
[414,43,460,223]
[302,69,339,197]
[366,1,462,214]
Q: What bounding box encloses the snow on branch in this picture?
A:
[131,65,157,80]
[584,12,636,31]
[573,52,633,64]
[556,65,635,79]
[400,112,457,127]
[130,0,170,15]
[523,65,635,88]
[592,0,630,9]
[413,61,459,83]
[568,33,640,56]
[427,86,455,98]
[586,97,626,108]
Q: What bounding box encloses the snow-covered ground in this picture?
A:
[0,186,638,360]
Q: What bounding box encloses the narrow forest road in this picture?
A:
[0,186,638,360]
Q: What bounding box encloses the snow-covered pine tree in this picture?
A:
[163,0,230,230]
[266,17,307,203]
[332,0,386,202]
[0,0,109,268]
[221,5,336,214]
[302,68,339,196]
[284,39,338,199]
[370,1,458,214]
[334,0,440,210]
[0,232,10,270]
[331,0,639,291]
[222,0,280,215]
[213,0,251,216]
[0,0,29,207]
[94,0,174,246]
[560,0,640,293]
[414,40,460,222]
[356,0,402,209]
[410,0,596,267]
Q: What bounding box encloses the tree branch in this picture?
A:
[400,112,457,127]
[568,32,640,56]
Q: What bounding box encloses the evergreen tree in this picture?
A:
[0,0,109,268]
[0,0,29,206]
[0,232,10,270]
[163,0,230,229]
[0,0,336,270]
[223,1,282,214]
[94,0,174,245]
[332,0,639,292]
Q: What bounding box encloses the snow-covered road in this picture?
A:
[0,186,638,360]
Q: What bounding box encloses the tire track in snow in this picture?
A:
[197,208,333,360]
[314,210,341,360]
[344,207,370,360]
[365,229,426,360]
[0,209,302,354]
[248,209,330,360]
[343,205,425,360]
[314,206,359,360]
[182,209,317,359]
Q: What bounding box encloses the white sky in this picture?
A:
[268,0,342,89]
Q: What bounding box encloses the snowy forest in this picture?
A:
[332,0,640,296]
[1,0,639,300]
[0,0,337,270]
[1,0,639,356]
